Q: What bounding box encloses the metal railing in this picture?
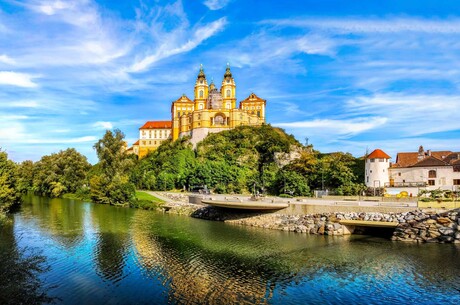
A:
[384,182,426,187]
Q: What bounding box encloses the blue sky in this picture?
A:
[1,0,460,164]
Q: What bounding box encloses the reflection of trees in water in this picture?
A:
[23,195,85,248]
[0,221,54,304]
[132,213,460,303]
[132,212,295,304]
[91,203,133,282]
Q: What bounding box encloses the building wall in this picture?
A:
[389,166,460,190]
[138,127,172,158]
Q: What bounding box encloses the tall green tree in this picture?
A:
[0,151,21,212]
[90,129,135,205]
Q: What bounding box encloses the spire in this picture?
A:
[198,64,205,78]
[224,62,232,78]
[209,77,215,90]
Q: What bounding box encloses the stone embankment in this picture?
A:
[191,207,460,243]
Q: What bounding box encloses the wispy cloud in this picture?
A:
[203,0,231,10]
[263,17,460,34]
[278,117,388,138]
[93,121,113,129]
[0,55,15,65]
[0,71,38,87]
[128,2,227,73]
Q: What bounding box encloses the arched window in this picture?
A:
[226,89,231,97]
[226,103,230,109]
[199,90,203,98]
[199,104,203,110]
[428,170,437,178]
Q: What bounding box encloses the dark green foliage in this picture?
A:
[0,151,21,212]
[30,148,91,198]
[90,129,136,205]
[275,169,311,196]
[130,125,364,196]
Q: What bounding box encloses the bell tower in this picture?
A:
[194,64,208,110]
[221,63,236,109]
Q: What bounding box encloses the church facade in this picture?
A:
[129,65,267,158]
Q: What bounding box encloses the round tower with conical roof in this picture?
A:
[365,149,391,188]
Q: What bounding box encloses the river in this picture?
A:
[1,195,459,304]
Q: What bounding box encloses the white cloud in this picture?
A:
[346,94,460,136]
[203,0,231,10]
[0,55,15,65]
[129,17,227,72]
[263,17,460,34]
[25,136,97,144]
[0,71,38,88]
[278,117,388,138]
[93,121,113,129]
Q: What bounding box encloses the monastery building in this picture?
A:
[129,64,266,158]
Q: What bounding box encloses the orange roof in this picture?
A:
[393,149,458,168]
[133,140,140,145]
[173,95,193,103]
[367,149,391,159]
[140,121,172,129]
[240,93,266,104]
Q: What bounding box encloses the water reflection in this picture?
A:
[21,194,85,248]
[0,220,53,303]
[6,195,460,304]
[90,204,133,282]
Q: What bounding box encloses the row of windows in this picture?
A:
[243,106,262,110]
[141,130,170,139]
[142,140,163,145]
[369,158,387,162]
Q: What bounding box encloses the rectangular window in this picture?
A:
[257,111,261,117]
[454,179,460,185]
[370,159,375,163]
[454,165,460,172]
[428,180,435,186]
[379,158,384,162]
[398,173,401,176]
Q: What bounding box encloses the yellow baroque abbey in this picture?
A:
[129,64,267,158]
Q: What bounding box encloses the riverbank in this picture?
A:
[190,206,460,243]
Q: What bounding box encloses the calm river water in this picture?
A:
[1,195,460,304]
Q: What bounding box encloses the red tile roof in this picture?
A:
[367,149,391,159]
[393,149,460,168]
[140,121,172,129]
[133,140,139,145]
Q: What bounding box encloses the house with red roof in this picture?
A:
[366,146,460,194]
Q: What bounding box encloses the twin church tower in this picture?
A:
[129,64,267,157]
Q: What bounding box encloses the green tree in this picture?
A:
[31,148,91,197]
[16,160,34,193]
[0,151,21,212]
[90,129,135,205]
[275,169,310,196]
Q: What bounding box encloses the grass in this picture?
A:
[131,191,166,210]
[135,191,165,203]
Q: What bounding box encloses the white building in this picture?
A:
[367,146,460,194]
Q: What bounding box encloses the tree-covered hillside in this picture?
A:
[131,125,365,196]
